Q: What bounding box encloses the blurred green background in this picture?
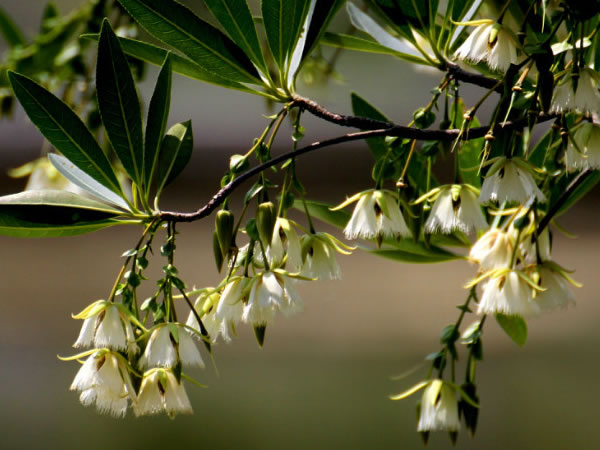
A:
[1,1,599,449]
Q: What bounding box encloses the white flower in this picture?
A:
[139,324,204,369]
[479,157,546,204]
[470,228,515,270]
[186,290,231,343]
[552,68,600,114]
[455,22,518,72]
[566,122,600,171]
[135,368,192,418]
[517,225,551,265]
[242,271,303,326]
[530,263,577,312]
[269,218,302,270]
[215,277,247,325]
[477,270,540,316]
[337,190,411,240]
[300,232,352,280]
[73,301,138,354]
[424,185,487,234]
[417,380,460,432]
[70,350,135,417]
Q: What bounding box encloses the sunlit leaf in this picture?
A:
[156,121,194,196]
[495,313,527,347]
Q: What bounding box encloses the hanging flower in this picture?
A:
[479,157,546,204]
[300,232,353,280]
[242,271,304,326]
[215,277,248,326]
[139,323,204,369]
[333,190,411,241]
[186,290,230,343]
[419,185,487,234]
[551,68,600,114]
[566,121,600,171]
[530,262,578,312]
[73,301,138,355]
[477,270,541,316]
[70,349,135,417]
[469,228,515,270]
[134,368,192,418]
[455,21,519,72]
[417,380,460,433]
[269,217,303,270]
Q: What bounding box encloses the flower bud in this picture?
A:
[256,202,277,246]
[229,154,249,174]
[215,209,234,258]
[413,107,436,129]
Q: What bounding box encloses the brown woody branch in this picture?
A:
[158,112,556,223]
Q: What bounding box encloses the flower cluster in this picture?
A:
[455,21,519,72]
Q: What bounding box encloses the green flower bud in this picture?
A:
[215,209,234,259]
[229,154,249,174]
[212,230,224,272]
[256,202,276,246]
[413,107,436,129]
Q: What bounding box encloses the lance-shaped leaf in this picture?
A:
[0,5,26,47]
[369,246,461,263]
[49,154,131,211]
[117,0,260,84]
[495,313,527,347]
[261,0,310,72]
[203,0,267,73]
[286,0,317,86]
[156,121,194,196]
[301,0,346,61]
[8,71,123,196]
[0,190,126,238]
[81,34,264,96]
[97,20,144,187]
[145,54,172,191]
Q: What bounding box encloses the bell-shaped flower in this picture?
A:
[134,368,192,418]
[417,379,460,433]
[215,277,248,326]
[334,190,411,241]
[73,301,138,355]
[300,232,353,280]
[530,262,578,312]
[479,157,546,204]
[186,290,230,343]
[269,218,303,270]
[566,121,600,171]
[242,271,304,326]
[455,21,519,72]
[139,323,204,369]
[469,228,515,270]
[552,68,600,114]
[477,270,541,316]
[420,185,487,234]
[70,349,135,417]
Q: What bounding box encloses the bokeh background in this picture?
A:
[1,1,599,449]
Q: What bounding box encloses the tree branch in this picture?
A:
[444,63,504,93]
[159,113,557,223]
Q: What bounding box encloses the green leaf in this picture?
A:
[117,0,260,83]
[97,20,144,187]
[287,0,317,87]
[301,0,346,61]
[351,92,390,160]
[8,71,123,196]
[81,34,264,96]
[322,32,431,65]
[145,53,172,192]
[495,313,527,347]
[556,171,600,216]
[0,5,26,47]
[369,245,461,263]
[0,190,126,238]
[156,121,194,195]
[292,198,350,229]
[204,0,267,73]
[261,0,310,72]
[49,154,130,211]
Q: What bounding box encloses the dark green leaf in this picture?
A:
[495,313,527,347]
[117,0,260,83]
[0,5,26,47]
[8,71,123,195]
[556,171,600,216]
[0,190,125,238]
[369,246,461,263]
[261,0,310,71]
[145,53,172,191]
[204,0,267,72]
[157,121,193,194]
[81,33,263,95]
[351,92,390,160]
[97,20,144,186]
[301,0,346,61]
